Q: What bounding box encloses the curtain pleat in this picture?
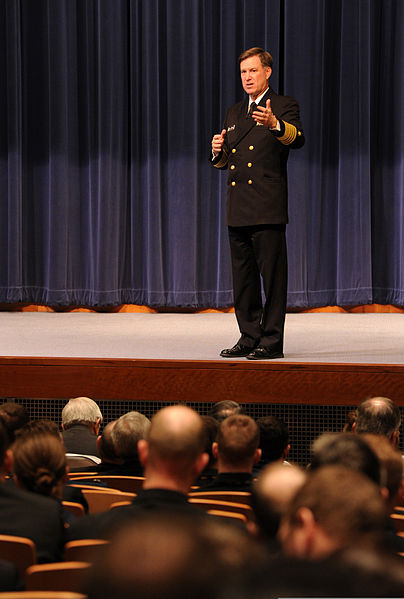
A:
[0,0,402,307]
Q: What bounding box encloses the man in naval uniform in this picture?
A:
[212,47,304,359]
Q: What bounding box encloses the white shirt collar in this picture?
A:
[248,87,269,109]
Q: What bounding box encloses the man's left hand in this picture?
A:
[252,99,278,129]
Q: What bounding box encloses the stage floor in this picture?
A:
[0,312,403,405]
[1,312,404,363]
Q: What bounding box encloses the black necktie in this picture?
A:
[248,102,257,118]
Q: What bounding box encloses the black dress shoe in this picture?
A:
[246,347,284,360]
[220,343,255,358]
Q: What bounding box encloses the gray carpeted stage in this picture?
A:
[0,311,403,363]
[1,311,403,466]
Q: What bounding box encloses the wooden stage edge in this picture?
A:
[1,356,404,406]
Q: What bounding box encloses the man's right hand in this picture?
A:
[211,129,226,156]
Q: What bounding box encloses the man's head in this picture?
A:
[86,511,264,599]
[354,397,401,445]
[208,400,244,423]
[97,420,120,464]
[213,415,260,472]
[239,47,273,100]
[251,463,306,540]
[61,397,103,434]
[0,402,29,441]
[112,411,151,461]
[361,433,404,511]
[17,419,60,439]
[256,416,290,463]
[0,418,12,478]
[279,465,386,560]
[138,406,208,492]
[310,432,381,485]
[200,415,219,468]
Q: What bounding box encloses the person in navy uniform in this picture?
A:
[212,47,305,359]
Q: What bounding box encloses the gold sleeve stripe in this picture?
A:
[213,148,229,168]
[278,121,297,145]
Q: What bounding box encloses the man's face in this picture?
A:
[240,55,271,100]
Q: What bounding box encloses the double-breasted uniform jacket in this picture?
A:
[213,86,304,227]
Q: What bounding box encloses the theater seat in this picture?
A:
[64,539,109,562]
[188,498,253,521]
[207,510,247,523]
[68,475,145,494]
[189,490,251,504]
[62,502,85,518]
[24,562,91,592]
[0,592,86,598]
[0,535,36,577]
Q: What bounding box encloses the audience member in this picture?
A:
[310,431,404,554]
[17,419,88,511]
[253,416,290,474]
[109,411,151,475]
[354,396,401,446]
[310,432,381,485]
[278,465,386,560]
[85,511,266,599]
[251,462,306,550]
[12,432,67,499]
[361,434,403,511]
[194,414,260,491]
[0,420,65,562]
[342,409,357,432]
[0,559,22,593]
[10,431,78,524]
[195,415,219,485]
[61,396,103,459]
[0,402,29,441]
[69,419,122,475]
[361,433,404,552]
[16,418,60,439]
[67,405,209,540]
[226,549,404,599]
[208,400,244,422]
[96,420,120,469]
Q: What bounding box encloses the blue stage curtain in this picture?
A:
[0,0,403,307]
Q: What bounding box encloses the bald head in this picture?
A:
[256,463,307,514]
[147,406,206,464]
[252,463,307,539]
[138,406,208,491]
[355,397,401,441]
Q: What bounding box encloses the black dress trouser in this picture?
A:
[228,223,287,350]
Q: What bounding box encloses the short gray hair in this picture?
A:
[61,396,103,429]
[112,411,151,460]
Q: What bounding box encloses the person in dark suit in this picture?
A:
[212,47,305,359]
[0,560,22,592]
[0,420,65,563]
[193,414,261,492]
[61,396,103,458]
[67,405,209,540]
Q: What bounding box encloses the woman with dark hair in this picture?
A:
[11,432,72,523]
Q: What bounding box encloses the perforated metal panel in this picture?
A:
[2,397,403,467]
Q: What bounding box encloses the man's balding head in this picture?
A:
[252,463,307,540]
[147,406,205,462]
[355,397,401,443]
[138,406,208,491]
